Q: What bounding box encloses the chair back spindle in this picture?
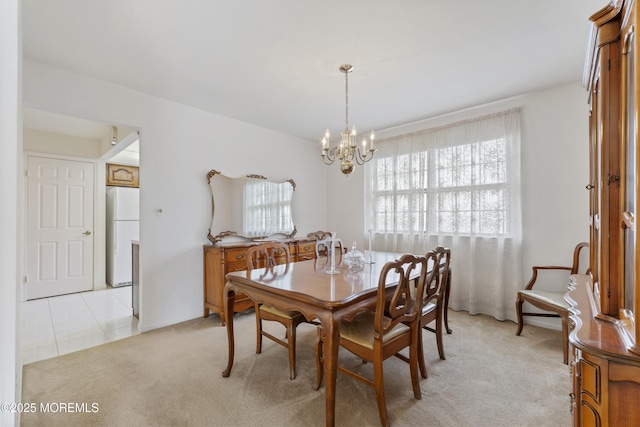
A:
[379,254,427,333]
[246,242,290,270]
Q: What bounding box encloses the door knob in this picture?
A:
[83,231,92,236]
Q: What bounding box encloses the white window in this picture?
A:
[367,109,520,238]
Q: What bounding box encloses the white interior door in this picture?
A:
[26,156,94,300]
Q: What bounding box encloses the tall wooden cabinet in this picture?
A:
[203,238,317,324]
[568,0,640,425]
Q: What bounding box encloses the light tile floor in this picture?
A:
[21,286,139,364]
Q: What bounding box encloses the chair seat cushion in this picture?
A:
[259,305,304,319]
[422,301,437,315]
[519,289,569,310]
[340,311,410,349]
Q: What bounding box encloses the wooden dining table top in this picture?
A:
[225,250,428,309]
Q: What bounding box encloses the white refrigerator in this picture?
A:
[106,186,139,287]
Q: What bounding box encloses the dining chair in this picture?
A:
[307,230,333,241]
[314,253,429,427]
[314,236,344,259]
[409,247,451,379]
[515,242,589,364]
[246,242,306,380]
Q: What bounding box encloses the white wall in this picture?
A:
[519,83,590,266]
[23,59,327,332]
[23,128,102,158]
[327,83,591,328]
[1,0,21,425]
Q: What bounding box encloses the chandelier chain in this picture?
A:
[344,69,349,129]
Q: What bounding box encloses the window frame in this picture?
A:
[369,136,514,237]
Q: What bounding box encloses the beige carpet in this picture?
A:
[21,310,570,427]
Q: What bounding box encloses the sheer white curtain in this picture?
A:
[364,109,522,321]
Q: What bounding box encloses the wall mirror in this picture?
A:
[207,170,296,243]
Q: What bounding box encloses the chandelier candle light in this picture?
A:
[321,64,377,175]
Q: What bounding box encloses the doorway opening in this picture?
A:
[22,108,142,362]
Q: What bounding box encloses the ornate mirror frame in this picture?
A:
[206,170,297,244]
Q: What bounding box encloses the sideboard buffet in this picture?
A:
[569,0,640,425]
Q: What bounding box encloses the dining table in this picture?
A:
[221,250,443,427]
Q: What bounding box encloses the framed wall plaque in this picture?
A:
[106,163,139,187]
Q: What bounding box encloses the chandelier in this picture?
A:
[321,64,376,175]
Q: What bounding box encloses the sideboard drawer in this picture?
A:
[225,247,249,264]
[297,241,316,261]
[227,261,247,273]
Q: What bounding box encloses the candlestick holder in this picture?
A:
[365,229,376,264]
[326,232,340,275]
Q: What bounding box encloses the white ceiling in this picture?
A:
[21,0,606,141]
